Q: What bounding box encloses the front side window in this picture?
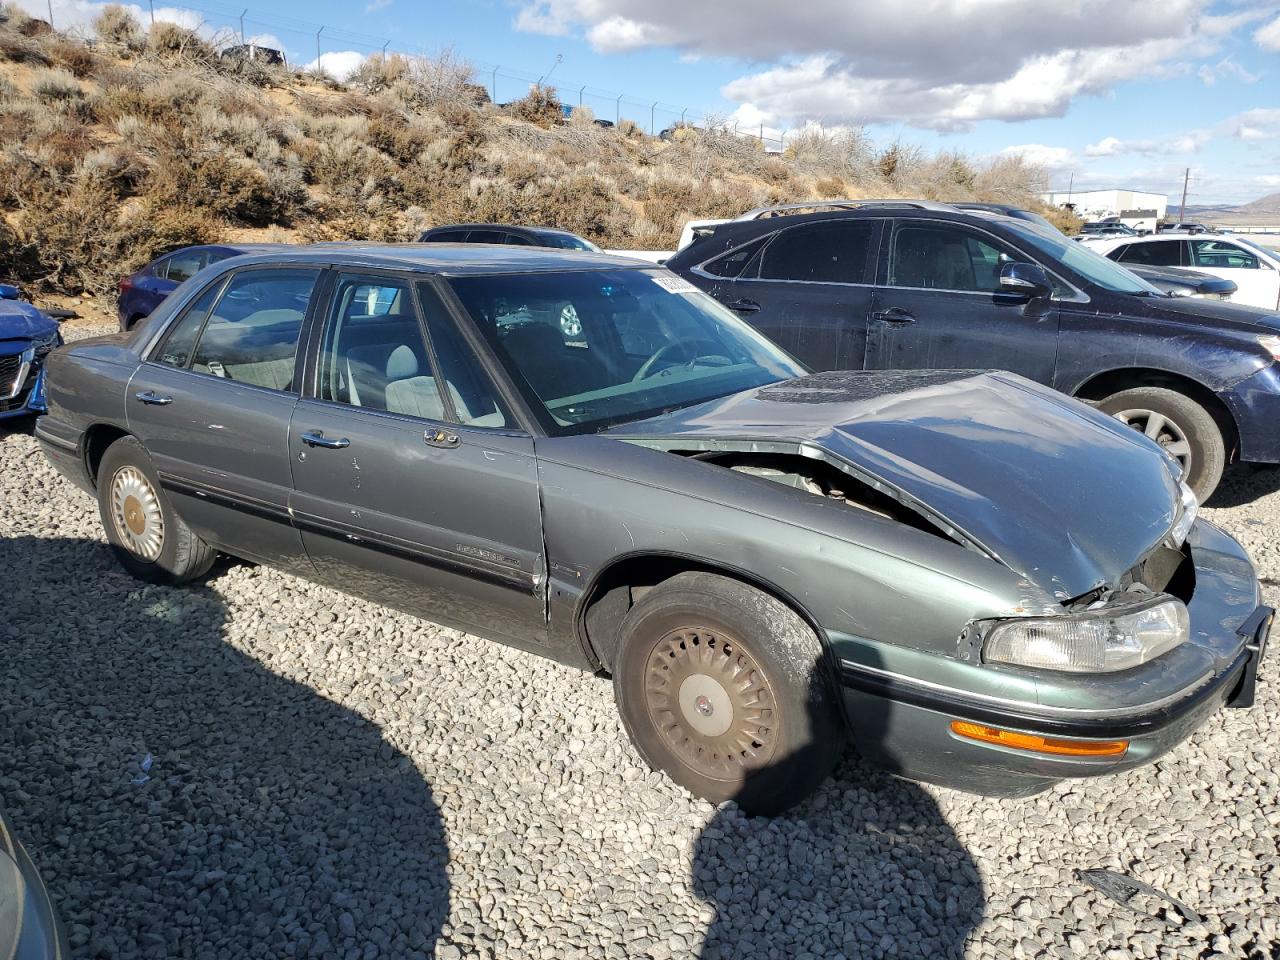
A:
[888,222,1024,292]
[448,268,804,435]
[154,280,223,368]
[758,221,876,284]
[188,268,319,390]
[504,233,534,246]
[1117,241,1183,267]
[1191,239,1260,270]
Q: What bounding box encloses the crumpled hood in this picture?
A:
[609,370,1181,598]
[0,299,58,345]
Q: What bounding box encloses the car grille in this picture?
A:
[0,353,24,399]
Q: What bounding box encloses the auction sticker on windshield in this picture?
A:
[651,275,699,294]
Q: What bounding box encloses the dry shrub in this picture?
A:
[0,27,49,65]
[95,4,145,52]
[149,149,301,226]
[48,40,95,77]
[31,67,81,102]
[506,84,562,128]
[348,54,410,95]
[146,22,216,64]
[364,112,431,164]
[813,175,847,198]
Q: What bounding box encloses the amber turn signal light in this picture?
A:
[949,720,1129,757]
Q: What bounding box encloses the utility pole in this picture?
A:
[148,0,154,26]
[315,26,324,74]
[1179,167,1191,222]
[239,8,247,46]
[1066,170,1074,207]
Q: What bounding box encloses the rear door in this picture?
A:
[288,273,547,648]
[126,265,321,570]
[703,218,881,370]
[1189,238,1280,310]
[864,218,1059,383]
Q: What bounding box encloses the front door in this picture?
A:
[710,218,881,370]
[126,266,322,570]
[864,218,1060,384]
[1189,237,1280,311]
[288,273,547,649]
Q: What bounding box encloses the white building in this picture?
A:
[1040,188,1168,231]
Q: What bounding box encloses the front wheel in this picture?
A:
[1096,386,1225,500]
[612,572,846,815]
[97,436,216,584]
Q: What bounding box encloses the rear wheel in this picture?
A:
[1096,386,1225,500]
[612,572,846,815]
[97,436,216,584]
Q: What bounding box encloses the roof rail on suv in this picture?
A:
[736,199,957,220]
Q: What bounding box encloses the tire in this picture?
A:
[1096,386,1225,500]
[612,572,846,815]
[96,435,216,584]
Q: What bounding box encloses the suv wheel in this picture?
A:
[612,572,846,815]
[1096,386,1225,500]
[97,436,216,584]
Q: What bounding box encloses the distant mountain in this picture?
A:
[1183,193,1280,224]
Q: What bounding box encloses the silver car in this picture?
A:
[37,245,1270,814]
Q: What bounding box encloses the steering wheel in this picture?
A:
[632,338,726,381]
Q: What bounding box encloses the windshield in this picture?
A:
[1233,236,1280,263]
[1004,222,1163,295]
[448,268,805,434]
[1014,210,1060,234]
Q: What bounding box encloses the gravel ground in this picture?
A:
[1,320,1277,960]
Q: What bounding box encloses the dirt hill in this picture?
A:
[0,4,1051,296]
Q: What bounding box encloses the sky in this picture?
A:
[20,0,1280,205]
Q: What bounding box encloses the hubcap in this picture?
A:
[643,627,777,780]
[1112,408,1192,475]
[110,466,164,561]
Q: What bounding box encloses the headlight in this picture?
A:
[1258,334,1280,361]
[983,596,1189,673]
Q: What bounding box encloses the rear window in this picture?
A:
[757,221,876,284]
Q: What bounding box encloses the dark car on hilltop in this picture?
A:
[418,223,601,251]
[665,200,1280,499]
[35,244,1270,813]
[117,244,286,331]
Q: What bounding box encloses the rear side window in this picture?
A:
[504,233,534,245]
[423,230,468,242]
[1116,241,1183,267]
[700,236,769,278]
[164,251,206,283]
[189,268,319,391]
[888,222,1026,292]
[467,230,506,244]
[758,221,876,284]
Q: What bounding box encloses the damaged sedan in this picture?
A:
[37,246,1271,813]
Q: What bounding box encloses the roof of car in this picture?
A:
[421,223,584,239]
[214,243,652,275]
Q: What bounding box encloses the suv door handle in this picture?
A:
[134,390,174,405]
[300,431,350,449]
[726,298,761,314]
[871,307,915,323]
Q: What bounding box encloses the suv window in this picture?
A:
[467,230,506,244]
[188,268,319,390]
[889,222,1024,292]
[1191,239,1260,270]
[504,233,534,245]
[758,221,876,284]
[423,230,468,242]
[1116,240,1183,267]
[700,235,769,279]
[164,251,206,283]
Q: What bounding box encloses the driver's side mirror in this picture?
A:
[999,261,1052,299]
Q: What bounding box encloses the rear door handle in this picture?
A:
[871,307,915,323]
[134,390,174,405]
[726,298,761,314]
[300,430,350,449]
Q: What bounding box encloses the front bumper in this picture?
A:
[0,357,47,420]
[833,520,1269,797]
[1223,362,1280,463]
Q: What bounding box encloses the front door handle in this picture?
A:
[726,298,761,314]
[134,390,174,405]
[300,430,350,449]
[871,307,915,323]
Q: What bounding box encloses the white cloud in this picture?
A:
[1084,131,1210,157]
[998,144,1076,171]
[513,0,1224,129]
[364,0,392,11]
[1224,108,1280,142]
[304,50,367,81]
[1255,13,1280,51]
[1197,56,1260,85]
[12,0,234,43]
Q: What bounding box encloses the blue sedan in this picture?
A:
[0,286,61,421]
[116,244,286,330]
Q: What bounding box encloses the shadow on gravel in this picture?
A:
[693,654,983,960]
[0,536,449,959]
[1204,463,1280,509]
